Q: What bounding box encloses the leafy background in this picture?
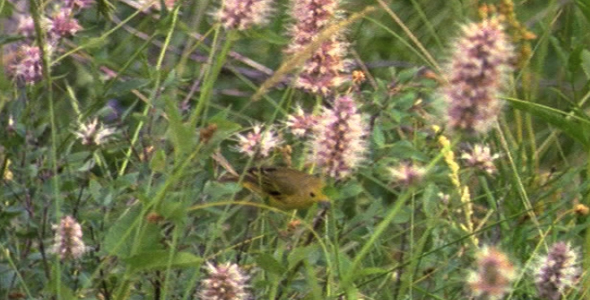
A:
[1,0,590,299]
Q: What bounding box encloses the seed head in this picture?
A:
[199,262,249,300]
[352,70,366,85]
[50,216,86,260]
[574,204,589,216]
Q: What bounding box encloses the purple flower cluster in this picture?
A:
[534,242,580,300]
[8,0,91,84]
[47,8,82,40]
[50,216,86,261]
[461,143,500,175]
[286,0,349,95]
[238,94,366,180]
[468,246,516,298]
[213,0,273,31]
[11,45,45,84]
[199,262,249,300]
[311,95,366,179]
[442,17,513,134]
[285,105,317,137]
[236,124,281,158]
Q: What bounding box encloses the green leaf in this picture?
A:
[204,181,242,200]
[357,267,389,277]
[162,69,178,89]
[576,0,590,24]
[65,150,91,163]
[397,67,419,82]
[103,206,139,257]
[156,198,187,223]
[422,184,440,218]
[580,49,590,80]
[77,156,96,172]
[149,149,167,172]
[125,250,203,273]
[339,180,365,199]
[372,125,385,149]
[392,207,411,224]
[209,111,242,135]
[89,179,102,203]
[335,253,353,279]
[47,266,76,300]
[165,96,194,158]
[200,110,242,155]
[248,29,289,45]
[395,91,417,110]
[0,35,25,45]
[288,245,320,269]
[323,184,339,201]
[95,0,115,18]
[81,37,107,49]
[567,46,583,75]
[0,1,14,17]
[389,140,422,160]
[108,79,150,96]
[507,97,590,149]
[115,172,139,189]
[103,205,163,258]
[287,247,309,269]
[254,253,286,275]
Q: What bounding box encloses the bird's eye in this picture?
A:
[309,192,316,198]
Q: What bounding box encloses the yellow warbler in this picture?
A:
[237,167,330,210]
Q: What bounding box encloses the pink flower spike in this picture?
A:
[214,0,273,31]
[49,8,82,39]
[50,216,86,261]
[442,17,513,134]
[468,246,516,299]
[12,45,44,84]
[534,242,581,300]
[311,94,366,179]
[285,0,350,95]
[285,105,317,137]
[199,262,249,300]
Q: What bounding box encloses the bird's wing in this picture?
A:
[247,167,297,197]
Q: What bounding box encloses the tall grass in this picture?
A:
[1,0,589,299]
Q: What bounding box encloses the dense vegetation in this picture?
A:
[1,0,590,299]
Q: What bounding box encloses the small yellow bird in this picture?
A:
[238,167,330,210]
